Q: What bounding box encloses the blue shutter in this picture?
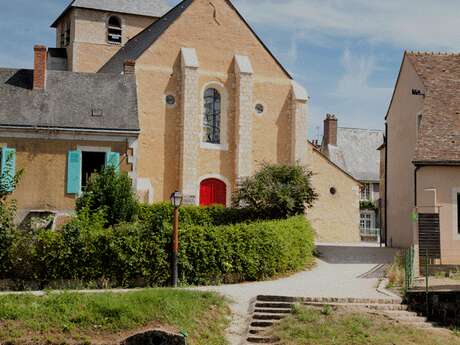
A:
[105,151,120,173]
[1,147,16,192]
[67,150,81,194]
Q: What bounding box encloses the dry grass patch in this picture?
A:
[272,305,460,345]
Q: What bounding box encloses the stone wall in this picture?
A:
[0,136,130,218]
[407,290,460,327]
[306,142,361,243]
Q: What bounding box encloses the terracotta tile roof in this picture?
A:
[407,52,460,164]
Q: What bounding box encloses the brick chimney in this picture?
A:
[33,45,47,90]
[323,113,338,147]
[123,60,136,74]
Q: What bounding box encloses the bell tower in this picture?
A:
[50,0,169,73]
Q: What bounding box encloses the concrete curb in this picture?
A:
[377,278,403,300]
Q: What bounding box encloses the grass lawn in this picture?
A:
[272,305,460,345]
[0,289,229,345]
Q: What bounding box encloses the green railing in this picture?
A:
[404,246,415,291]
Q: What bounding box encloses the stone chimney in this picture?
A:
[323,113,338,147]
[123,60,136,74]
[33,45,47,90]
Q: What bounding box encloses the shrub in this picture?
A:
[0,215,315,288]
[138,202,266,228]
[234,163,318,219]
[0,201,16,275]
[76,166,139,226]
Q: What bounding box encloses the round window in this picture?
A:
[255,103,264,115]
[165,95,176,106]
[330,187,337,195]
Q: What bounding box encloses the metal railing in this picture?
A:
[404,246,415,291]
[360,228,380,237]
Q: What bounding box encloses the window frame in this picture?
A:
[200,82,228,151]
[77,146,112,193]
[107,15,123,45]
[360,212,374,230]
[360,183,371,201]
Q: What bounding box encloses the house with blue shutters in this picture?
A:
[0,55,138,221]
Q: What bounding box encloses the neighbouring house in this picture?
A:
[0,0,309,220]
[384,52,460,266]
[306,142,362,243]
[320,114,384,242]
[0,61,138,221]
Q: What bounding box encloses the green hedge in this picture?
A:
[0,208,314,288]
[138,203,268,227]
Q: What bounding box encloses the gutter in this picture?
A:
[413,160,460,166]
[0,124,140,137]
[384,122,388,247]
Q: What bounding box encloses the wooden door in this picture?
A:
[200,178,226,206]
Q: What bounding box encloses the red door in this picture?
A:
[200,178,227,206]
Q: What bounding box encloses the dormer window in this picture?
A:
[107,16,122,44]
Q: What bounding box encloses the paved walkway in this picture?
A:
[193,244,400,345]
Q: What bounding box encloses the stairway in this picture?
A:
[245,295,439,344]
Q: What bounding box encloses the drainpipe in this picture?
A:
[384,122,388,247]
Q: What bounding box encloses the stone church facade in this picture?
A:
[0,0,309,216]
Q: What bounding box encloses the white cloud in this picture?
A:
[234,0,460,50]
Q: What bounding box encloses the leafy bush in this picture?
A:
[0,214,315,288]
[234,163,318,219]
[138,202,267,228]
[76,166,139,226]
[0,201,16,275]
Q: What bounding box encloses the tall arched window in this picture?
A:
[107,16,122,44]
[203,88,221,144]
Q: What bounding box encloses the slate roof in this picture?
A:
[405,52,460,164]
[51,0,170,27]
[99,0,292,78]
[0,68,139,133]
[326,127,384,182]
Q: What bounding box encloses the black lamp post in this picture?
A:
[170,191,183,287]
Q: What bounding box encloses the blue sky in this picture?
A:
[1,0,459,139]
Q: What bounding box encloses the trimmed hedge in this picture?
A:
[0,206,314,289]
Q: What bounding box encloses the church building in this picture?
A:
[0,0,309,220]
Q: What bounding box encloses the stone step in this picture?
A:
[256,295,401,305]
[391,315,427,322]
[256,295,298,303]
[250,320,276,328]
[302,301,408,311]
[383,310,418,317]
[249,327,268,335]
[255,302,293,309]
[247,335,280,344]
[398,320,437,329]
[301,296,402,305]
[253,313,287,321]
[254,308,292,314]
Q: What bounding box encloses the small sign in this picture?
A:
[411,212,418,223]
[182,195,196,206]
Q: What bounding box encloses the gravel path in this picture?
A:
[193,244,400,345]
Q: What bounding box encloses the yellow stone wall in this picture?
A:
[63,8,156,72]
[2,137,129,216]
[133,0,298,202]
[306,143,361,243]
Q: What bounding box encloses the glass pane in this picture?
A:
[203,88,221,144]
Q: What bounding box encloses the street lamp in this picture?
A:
[170,191,183,287]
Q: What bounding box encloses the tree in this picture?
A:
[233,163,318,219]
[0,153,23,202]
[76,166,139,226]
